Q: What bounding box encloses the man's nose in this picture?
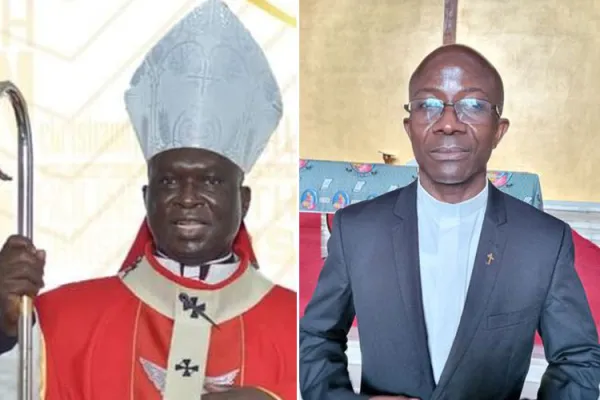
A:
[178,182,206,207]
[434,105,465,134]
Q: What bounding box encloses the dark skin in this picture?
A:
[403,44,510,204]
[143,147,250,266]
[0,147,270,399]
[0,235,45,336]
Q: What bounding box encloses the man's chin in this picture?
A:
[167,242,211,263]
[426,171,470,186]
[422,164,481,186]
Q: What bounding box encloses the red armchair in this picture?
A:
[534,230,600,345]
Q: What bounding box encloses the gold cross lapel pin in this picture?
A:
[486,252,495,265]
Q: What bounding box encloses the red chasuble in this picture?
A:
[34,221,297,399]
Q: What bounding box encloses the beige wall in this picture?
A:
[300,0,600,202]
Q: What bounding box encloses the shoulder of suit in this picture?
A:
[336,185,404,219]
[498,189,568,234]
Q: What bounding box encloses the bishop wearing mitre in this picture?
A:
[0,0,296,399]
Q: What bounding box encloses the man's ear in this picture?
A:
[493,118,510,149]
[241,186,251,219]
[403,118,413,140]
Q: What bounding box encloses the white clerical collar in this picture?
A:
[417,177,488,219]
[153,251,240,284]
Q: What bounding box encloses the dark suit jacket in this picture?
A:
[299,180,600,400]
[0,332,16,354]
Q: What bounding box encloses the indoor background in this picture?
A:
[300,0,599,203]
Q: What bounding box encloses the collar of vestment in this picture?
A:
[154,250,239,283]
[417,178,489,220]
[119,240,274,323]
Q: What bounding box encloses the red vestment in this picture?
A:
[34,221,297,399]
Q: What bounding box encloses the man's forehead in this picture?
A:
[413,56,492,84]
[410,53,500,99]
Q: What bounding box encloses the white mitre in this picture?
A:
[124,0,283,173]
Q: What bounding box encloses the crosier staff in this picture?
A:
[0,81,35,400]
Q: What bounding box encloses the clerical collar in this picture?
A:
[153,250,239,283]
[417,178,488,219]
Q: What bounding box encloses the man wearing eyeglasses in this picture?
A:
[299,44,600,400]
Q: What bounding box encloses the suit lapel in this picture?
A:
[433,183,509,395]
[392,181,436,389]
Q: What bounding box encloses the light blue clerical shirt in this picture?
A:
[417,179,488,384]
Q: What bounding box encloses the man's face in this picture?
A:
[144,148,250,265]
[403,54,509,185]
